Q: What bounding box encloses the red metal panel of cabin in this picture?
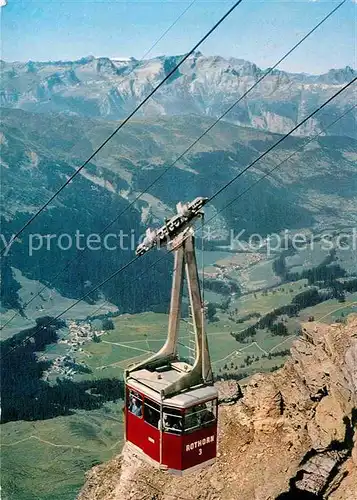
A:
[162,432,183,470]
[125,408,161,463]
[181,423,217,470]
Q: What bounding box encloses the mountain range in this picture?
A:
[1,53,356,138]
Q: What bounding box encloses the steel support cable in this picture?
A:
[1,0,347,331]
[4,3,200,272]
[0,254,141,359]
[0,0,244,256]
[208,77,356,204]
[139,0,198,61]
[48,100,357,356]
[89,0,348,235]
[84,91,357,323]
[2,77,355,359]
[202,104,357,228]
[67,0,198,152]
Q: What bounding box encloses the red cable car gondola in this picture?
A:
[124,198,218,474]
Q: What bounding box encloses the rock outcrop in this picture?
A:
[79,315,357,500]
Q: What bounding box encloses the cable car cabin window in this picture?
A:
[161,407,183,435]
[127,390,143,418]
[184,400,217,433]
[143,399,160,429]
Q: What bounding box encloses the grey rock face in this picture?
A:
[1,54,355,138]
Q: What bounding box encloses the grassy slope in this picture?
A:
[1,403,124,500]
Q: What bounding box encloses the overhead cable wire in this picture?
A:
[3,84,354,358]
[208,76,356,203]
[89,0,348,234]
[139,0,198,61]
[67,0,198,152]
[1,254,141,359]
[69,0,197,145]
[85,101,357,322]
[0,0,244,255]
[202,104,357,227]
[0,0,198,331]
[78,89,357,324]
[1,0,347,331]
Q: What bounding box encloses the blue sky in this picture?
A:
[1,0,356,74]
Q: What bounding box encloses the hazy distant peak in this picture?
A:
[1,53,355,139]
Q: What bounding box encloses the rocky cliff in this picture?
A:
[78,314,357,500]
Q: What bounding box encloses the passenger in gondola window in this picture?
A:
[162,413,182,434]
[200,403,216,426]
[144,402,160,428]
[170,417,182,433]
[128,391,143,417]
[159,413,182,434]
[131,397,142,417]
[184,407,200,431]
